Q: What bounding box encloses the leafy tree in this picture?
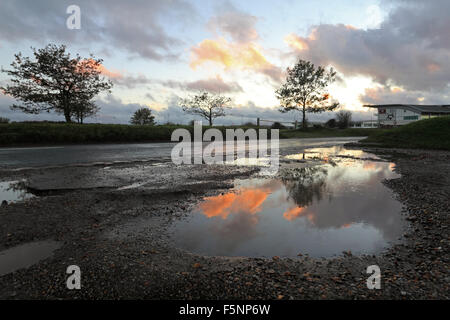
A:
[130,107,155,125]
[0,44,112,122]
[0,117,10,123]
[73,99,100,124]
[276,59,339,129]
[271,122,286,129]
[336,110,352,129]
[325,118,337,128]
[181,91,231,126]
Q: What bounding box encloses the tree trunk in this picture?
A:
[64,110,72,122]
[63,96,71,122]
[302,105,306,129]
[209,109,213,126]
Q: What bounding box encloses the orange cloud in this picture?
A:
[283,206,316,223]
[200,188,269,219]
[344,24,358,30]
[341,223,352,228]
[97,64,122,78]
[284,33,309,51]
[78,58,122,78]
[390,86,404,93]
[426,63,440,73]
[190,39,234,69]
[190,38,282,81]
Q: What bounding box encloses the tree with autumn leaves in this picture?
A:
[276,59,339,129]
[1,44,112,123]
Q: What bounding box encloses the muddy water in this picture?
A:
[170,147,405,258]
[0,241,62,276]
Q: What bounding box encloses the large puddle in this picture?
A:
[170,147,405,258]
[0,241,62,276]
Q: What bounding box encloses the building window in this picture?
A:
[404,115,419,120]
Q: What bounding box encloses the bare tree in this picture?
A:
[1,44,112,122]
[276,59,339,129]
[181,91,231,126]
[336,110,352,129]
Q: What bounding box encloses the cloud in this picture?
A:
[186,76,242,93]
[0,0,195,61]
[0,92,64,122]
[360,86,450,105]
[207,3,259,44]
[111,74,153,89]
[190,38,283,82]
[190,4,283,83]
[162,75,242,93]
[285,0,450,102]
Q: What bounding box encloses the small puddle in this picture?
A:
[0,180,34,204]
[170,147,405,258]
[0,241,62,276]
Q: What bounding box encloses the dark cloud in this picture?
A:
[286,0,450,101]
[360,86,450,105]
[0,92,64,122]
[112,74,153,89]
[92,94,148,124]
[0,0,195,61]
[208,2,259,44]
[162,76,242,93]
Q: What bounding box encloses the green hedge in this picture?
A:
[0,123,280,146]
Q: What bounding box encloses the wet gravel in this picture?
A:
[0,148,448,300]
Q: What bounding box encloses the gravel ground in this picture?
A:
[0,147,448,300]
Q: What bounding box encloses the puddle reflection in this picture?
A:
[0,241,61,276]
[170,148,404,258]
[0,180,34,204]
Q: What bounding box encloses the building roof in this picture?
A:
[364,104,450,113]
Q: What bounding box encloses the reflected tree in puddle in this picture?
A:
[170,149,405,258]
[280,166,329,209]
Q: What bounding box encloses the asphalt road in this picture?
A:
[0,137,365,169]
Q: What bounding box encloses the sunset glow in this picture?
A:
[1,0,449,124]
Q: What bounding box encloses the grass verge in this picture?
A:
[360,116,450,151]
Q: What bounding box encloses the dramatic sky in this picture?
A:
[1,0,449,124]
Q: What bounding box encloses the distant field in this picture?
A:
[361,116,450,151]
[0,122,379,146]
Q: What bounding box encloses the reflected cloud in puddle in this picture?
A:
[170,147,404,258]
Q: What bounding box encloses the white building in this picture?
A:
[364,104,450,126]
[351,120,379,128]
